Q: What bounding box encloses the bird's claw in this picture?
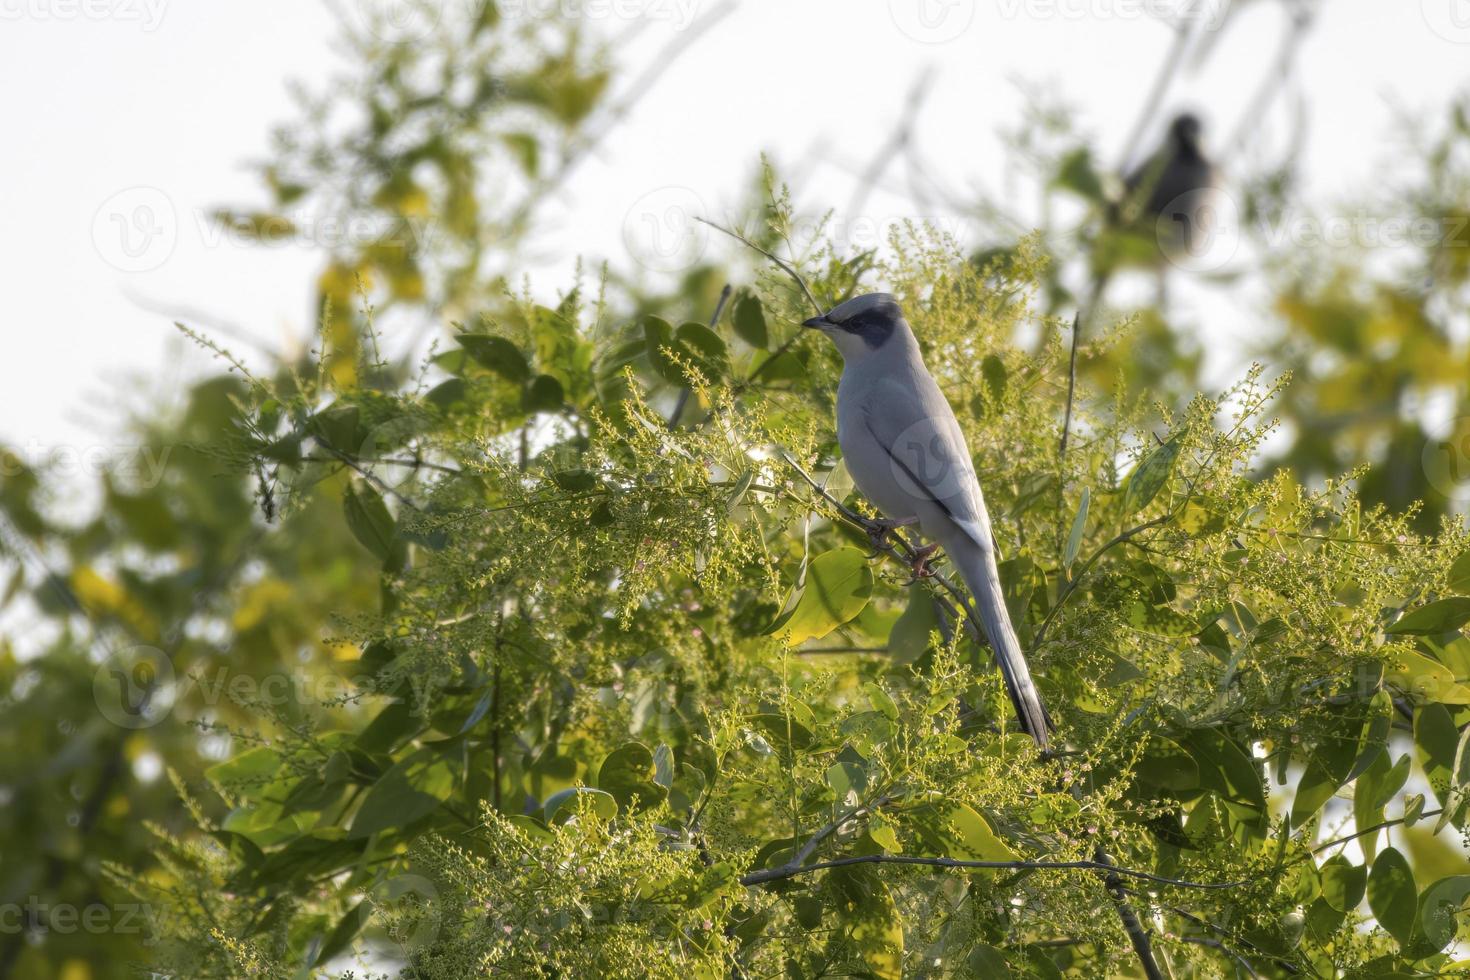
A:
[903,542,941,584]
[864,517,918,558]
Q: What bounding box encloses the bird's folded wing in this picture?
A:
[859,375,992,550]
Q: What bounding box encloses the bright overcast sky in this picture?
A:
[3,0,1468,471]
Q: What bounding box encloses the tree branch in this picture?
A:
[739,852,1251,890]
[1097,849,1165,980]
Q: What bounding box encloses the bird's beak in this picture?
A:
[802,315,830,330]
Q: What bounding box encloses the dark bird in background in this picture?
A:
[1119,112,1218,255]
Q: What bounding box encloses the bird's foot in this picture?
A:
[864,516,918,557]
[905,542,941,583]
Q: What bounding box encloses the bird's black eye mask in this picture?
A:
[831,308,897,349]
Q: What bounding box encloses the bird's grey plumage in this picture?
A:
[804,294,1050,747]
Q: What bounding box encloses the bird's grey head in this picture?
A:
[802,293,906,361]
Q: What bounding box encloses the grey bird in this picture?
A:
[803,293,1050,747]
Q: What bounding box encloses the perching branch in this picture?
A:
[739,852,1250,890]
[780,452,984,649]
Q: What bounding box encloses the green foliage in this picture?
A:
[4,8,1470,980]
[91,225,1470,978]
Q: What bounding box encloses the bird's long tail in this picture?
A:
[951,539,1051,749]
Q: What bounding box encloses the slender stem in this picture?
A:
[696,217,824,316]
[1058,314,1081,467]
[1307,808,1443,858]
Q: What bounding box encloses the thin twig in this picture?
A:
[696,217,824,316]
[1306,808,1443,859]
[1058,314,1081,466]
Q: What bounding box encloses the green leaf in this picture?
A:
[674,321,729,378]
[1386,649,1468,702]
[776,548,874,646]
[1387,597,1470,635]
[1435,725,1470,833]
[1063,487,1089,572]
[314,900,369,966]
[908,801,1019,861]
[1291,753,1343,826]
[1054,146,1104,201]
[1415,703,1460,795]
[207,746,283,789]
[887,584,939,664]
[1122,436,1181,514]
[348,746,456,838]
[1447,550,1470,593]
[522,374,565,413]
[1320,856,1366,912]
[652,743,675,789]
[1366,847,1418,947]
[732,296,769,349]
[458,334,530,382]
[310,405,362,451]
[597,742,667,811]
[826,865,904,980]
[642,316,685,384]
[425,378,468,411]
[343,482,396,563]
[966,944,1012,977]
[981,354,1008,404]
[1137,736,1200,792]
[544,787,617,823]
[1417,875,1470,951]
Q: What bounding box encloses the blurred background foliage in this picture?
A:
[0,1,1469,977]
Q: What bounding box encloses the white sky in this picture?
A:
[2,0,1468,470]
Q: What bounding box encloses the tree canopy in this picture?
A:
[2,5,1469,979]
